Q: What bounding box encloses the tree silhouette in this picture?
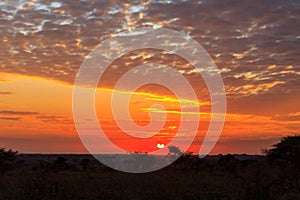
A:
[265,135,300,167]
[167,146,182,157]
[265,135,300,192]
[0,148,18,173]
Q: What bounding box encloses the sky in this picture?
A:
[0,0,299,154]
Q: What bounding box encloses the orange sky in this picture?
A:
[0,72,298,154]
[0,0,299,155]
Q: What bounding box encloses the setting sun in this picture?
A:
[157,143,165,149]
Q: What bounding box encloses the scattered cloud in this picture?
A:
[0,0,298,98]
[272,112,300,122]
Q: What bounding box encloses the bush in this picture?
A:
[0,148,18,173]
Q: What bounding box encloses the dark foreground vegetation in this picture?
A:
[0,136,299,200]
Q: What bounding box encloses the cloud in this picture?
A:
[0,110,39,115]
[35,115,74,124]
[0,91,13,95]
[272,112,300,122]
[0,0,298,83]
[228,92,300,116]
[36,115,66,119]
[0,117,21,121]
[0,0,298,117]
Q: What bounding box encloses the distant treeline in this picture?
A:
[0,135,299,199]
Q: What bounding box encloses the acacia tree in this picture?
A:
[265,135,300,192]
[167,146,182,157]
[265,135,300,167]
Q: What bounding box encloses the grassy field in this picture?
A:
[0,153,299,200]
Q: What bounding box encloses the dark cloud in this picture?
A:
[0,91,13,95]
[0,110,39,115]
[36,115,67,119]
[0,117,21,121]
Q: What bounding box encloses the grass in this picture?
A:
[0,154,299,200]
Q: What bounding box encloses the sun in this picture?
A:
[156,143,165,149]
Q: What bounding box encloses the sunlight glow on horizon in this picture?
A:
[0,72,298,154]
